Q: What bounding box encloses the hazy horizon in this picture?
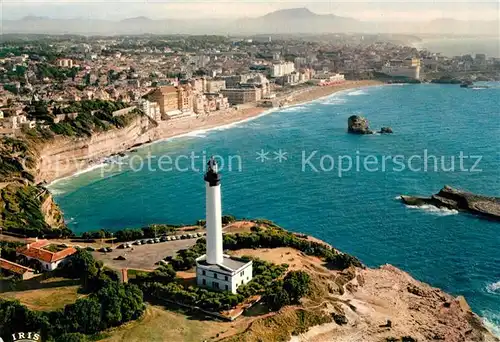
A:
[2,0,499,22]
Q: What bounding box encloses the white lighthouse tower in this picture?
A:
[204,157,223,265]
[196,157,253,294]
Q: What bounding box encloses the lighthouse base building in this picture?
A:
[195,157,253,294]
[196,254,253,293]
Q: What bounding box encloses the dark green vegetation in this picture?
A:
[170,223,363,272]
[0,250,145,342]
[137,222,360,314]
[136,256,289,313]
[0,137,68,236]
[0,241,24,263]
[82,215,235,242]
[25,99,136,138]
[82,223,183,242]
[265,271,311,311]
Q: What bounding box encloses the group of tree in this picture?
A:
[265,271,311,311]
[135,257,289,313]
[169,224,362,272]
[0,250,145,341]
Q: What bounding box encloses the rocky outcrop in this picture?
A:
[347,116,393,135]
[36,115,157,183]
[400,185,500,221]
[348,115,373,134]
[40,192,65,228]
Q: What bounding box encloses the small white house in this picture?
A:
[196,254,253,293]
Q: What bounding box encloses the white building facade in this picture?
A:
[271,62,296,77]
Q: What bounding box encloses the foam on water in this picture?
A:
[405,204,459,216]
[347,89,367,96]
[486,281,500,294]
[482,311,500,338]
[47,162,107,188]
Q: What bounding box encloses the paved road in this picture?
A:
[92,238,197,271]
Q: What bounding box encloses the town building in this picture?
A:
[149,86,182,118]
[221,87,259,105]
[271,62,295,77]
[196,158,253,294]
[140,99,161,121]
[16,239,77,272]
[57,58,74,68]
[206,79,226,93]
[149,85,195,119]
[381,58,421,80]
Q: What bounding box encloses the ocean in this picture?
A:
[414,37,500,58]
[49,83,500,335]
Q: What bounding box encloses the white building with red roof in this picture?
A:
[16,239,77,272]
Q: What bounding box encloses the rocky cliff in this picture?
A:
[36,114,158,183]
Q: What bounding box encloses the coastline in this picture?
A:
[45,80,381,186]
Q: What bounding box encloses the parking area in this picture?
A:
[92,237,200,271]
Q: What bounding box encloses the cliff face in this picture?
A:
[40,192,65,228]
[36,115,158,183]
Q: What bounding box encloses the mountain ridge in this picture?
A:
[2,8,498,36]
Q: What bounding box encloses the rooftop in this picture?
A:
[17,240,77,264]
[197,255,251,274]
[0,258,35,275]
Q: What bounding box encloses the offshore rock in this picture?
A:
[347,115,373,134]
[379,126,393,134]
[400,185,500,221]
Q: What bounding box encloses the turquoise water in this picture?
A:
[50,83,500,334]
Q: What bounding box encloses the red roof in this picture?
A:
[17,240,77,264]
[0,258,35,275]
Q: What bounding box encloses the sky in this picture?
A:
[1,0,499,21]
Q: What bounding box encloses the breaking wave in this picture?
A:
[486,281,500,294]
[405,204,459,216]
[482,310,500,338]
[347,89,367,96]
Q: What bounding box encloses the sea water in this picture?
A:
[50,83,500,334]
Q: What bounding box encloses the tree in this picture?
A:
[265,281,290,311]
[283,271,311,303]
[63,298,102,334]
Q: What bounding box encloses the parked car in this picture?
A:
[106,247,113,252]
[86,246,96,252]
[133,240,141,245]
[98,247,107,253]
[160,236,167,242]
[154,238,160,243]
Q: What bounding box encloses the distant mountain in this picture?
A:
[1,8,498,36]
[234,7,365,34]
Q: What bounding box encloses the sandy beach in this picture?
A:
[152,80,381,142]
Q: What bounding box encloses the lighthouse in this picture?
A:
[196,157,253,294]
[204,157,223,265]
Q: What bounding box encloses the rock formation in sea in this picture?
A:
[400,185,500,221]
[347,116,393,135]
[347,115,374,134]
[380,126,393,134]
